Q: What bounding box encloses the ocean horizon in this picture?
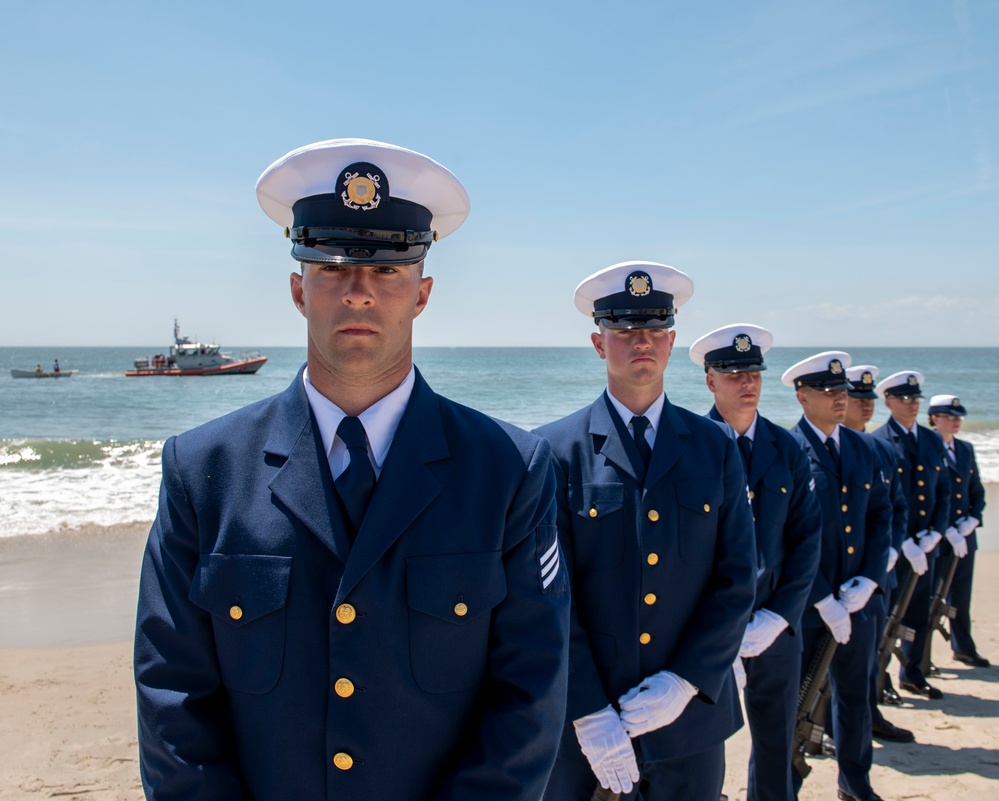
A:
[3,346,998,539]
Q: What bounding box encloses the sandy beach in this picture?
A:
[2,505,999,800]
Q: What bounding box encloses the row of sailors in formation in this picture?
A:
[541,259,986,801]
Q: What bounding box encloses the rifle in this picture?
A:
[801,675,833,756]
[792,631,838,778]
[920,551,960,676]
[876,566,918,698]
[590,788,621,801]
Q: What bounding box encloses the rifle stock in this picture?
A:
[920,552,960,676]
[792,631,838,778]
[590,786,621,801]
[876,567,918,697]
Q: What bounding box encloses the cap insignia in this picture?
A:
[627,271,652,297]
[829,359,843,374]
[342,168,382,211]
[861,371,873,387]
[907,374,918,387]
[952,397,961,407]
[734,334,752,353]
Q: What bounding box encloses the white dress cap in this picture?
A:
[845,364,880,398]
[574,261,694,329]
[875,370,925,399]
[688,323,773,371]
[781,351,853,389]
[256,138,469,265]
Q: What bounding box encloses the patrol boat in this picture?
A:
[126,320,267,376]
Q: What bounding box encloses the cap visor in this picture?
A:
[292,242,429,266]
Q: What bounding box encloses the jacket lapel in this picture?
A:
[645,399,688,489]
[589,394,641,484]
[749,417,776,488]
[796,416,838,477]
[335,370,447,603]
[889,418,918,458]
[266,370,353,563]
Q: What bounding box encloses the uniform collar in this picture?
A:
[606,389,666,437]
[803,415,840,448]
[303,365,416,477]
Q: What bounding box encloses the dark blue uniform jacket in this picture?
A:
[134,368,571,801]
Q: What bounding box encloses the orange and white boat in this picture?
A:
[126,320,267,377]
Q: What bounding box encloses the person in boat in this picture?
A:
[134,138,570,801]
[52,359,60,374]
[35,364,42,375]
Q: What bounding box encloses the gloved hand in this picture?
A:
[887,546,899,573]
[901,537,929,575]
[733,656,747,691]
[619,671,698,738]
[839,576,878,613]
[572,705,639,793]
[958,516,980,538]
[945,526,968,558]
[918,529,942,553]
[815,594,852,644]
[738,609,789,658]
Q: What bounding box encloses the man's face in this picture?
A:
[845,396,875,429]
[885,395,921,429]
[290,262,432,382]
[797,386,848,429]
[930,413,962,438]
[591,325,675,395]
[705,368,761,417]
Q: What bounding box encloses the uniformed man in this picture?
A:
[783,352,891,801]
[871,371,951,698]
[689,324,822,801]
[536,262,756,801]
[844,365,913,743]
[134,139,571,800]
[927,394,989,667]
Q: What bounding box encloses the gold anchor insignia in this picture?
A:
[734,335,751,353]
[830,360,843,374]
[627,273,651,297]
[341,170,382,210]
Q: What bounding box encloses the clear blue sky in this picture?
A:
[1,0,996,347]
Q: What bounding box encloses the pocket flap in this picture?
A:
[407,552,506,624]
[189,553,292,627]
[675,479,719,513]
[574,482,624,519]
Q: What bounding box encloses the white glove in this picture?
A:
[619,671,698,738]
[839,576,878,614]
[887,546,899,573]
[958,516,980,538]
[815,594,852,644]
[945,526,968,558]
[733,656,747,691]
[918,529,942,553]
[738,609,789,658]
[901,537,929,575]
[572,706,639,793]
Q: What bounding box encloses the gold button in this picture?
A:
[956,493,963,499]
[336,604,356,624]
[897,467,903,474]
[333,752,353,771]
[845,525,852,533]
[647,553,659,565]
[918,495,925,501]
[334,678,354,698]
[919,510,927,516]
[917,465,924,471]
[639,633,652,645]
[644,593,657,605]
[956,477,962,483]
[648,509,660,522]
[841,504,848,512]
[749,491,755,500]
[703,504,711,513]
[589,507,598,518]
[780,487,787,494]
[847,546,855,554]
[936,466,941,471]
[865,483,870,490]
[841,485,848,493]
[956,509,963,515]
[918,480,925,487]
[229,605,243,621]
[454,602,468,617]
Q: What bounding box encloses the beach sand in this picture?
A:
[2,502,999,800]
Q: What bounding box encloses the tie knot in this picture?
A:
[337,416,369,451]
[632,416,650,437]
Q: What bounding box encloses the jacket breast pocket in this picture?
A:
[760,471,792,529]
[569,482,626,567]
[189,553,292,695]
[675,479,722,564]
[407,551,507,693]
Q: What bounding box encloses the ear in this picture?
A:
[590,330,606,360]
[413,275,433,319]
[290,271,306,316]
[705,370,716,393]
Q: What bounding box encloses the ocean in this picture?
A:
[2,346,998,538]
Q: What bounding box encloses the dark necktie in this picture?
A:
[335,416,376,537]
[632,416,653,471]
[947,444,957,466]
[737,435,753,474]
[824,437,841,476]
[907,431,918,450]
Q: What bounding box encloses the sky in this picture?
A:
[1,0,996,348]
